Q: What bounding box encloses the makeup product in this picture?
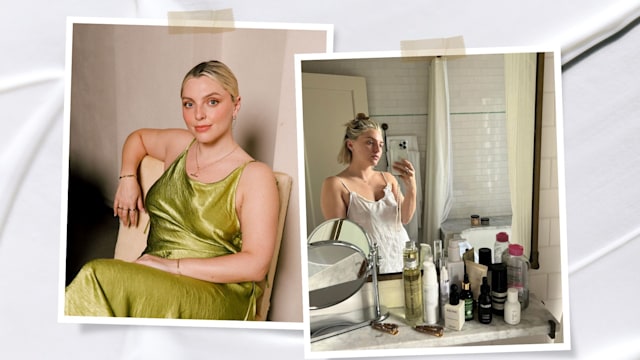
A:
[477,276,492,324]
[447,240,465,290]
[504,287,521,325]
[422,255,439,325]
[464,260,487,302]
[470,214,481,226]
[460,273,474,321]
[494,232,509,264]
[403,243,423,326]
[491,263,507,315]
[481,217,490,226]
[444,284,465,331]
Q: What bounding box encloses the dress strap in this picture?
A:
[338,177,352,192]
[379,171,389,186]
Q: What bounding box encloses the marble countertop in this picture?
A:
[310,295,557,352]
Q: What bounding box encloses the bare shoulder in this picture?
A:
[240,161,278,190]
[322,175,343,189]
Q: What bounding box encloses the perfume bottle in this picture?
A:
[403,242,423,326]
[444,284,465,331]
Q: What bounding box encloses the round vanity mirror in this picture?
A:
[308,240,369,310]
[308,218,370,254]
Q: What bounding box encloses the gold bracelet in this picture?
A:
[119,174,136,179]
[176,258,181,275]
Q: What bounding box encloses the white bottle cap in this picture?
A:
[507,287,519,302]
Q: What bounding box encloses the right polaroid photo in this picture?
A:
[297,47,569,358]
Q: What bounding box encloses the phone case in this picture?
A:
[388,138,409,175]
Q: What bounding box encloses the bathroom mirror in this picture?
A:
[302,52,550,274]
[308,218,388,342]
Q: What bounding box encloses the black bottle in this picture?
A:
[477,276,493,324]
[460,273,474,321]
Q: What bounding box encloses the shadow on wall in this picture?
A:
[65,170,119,285]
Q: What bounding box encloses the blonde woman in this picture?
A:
[65,60,279,320]
[320,113,416,273]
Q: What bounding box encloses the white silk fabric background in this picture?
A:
[1,1,640,359]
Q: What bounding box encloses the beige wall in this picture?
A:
[68,22,329,322]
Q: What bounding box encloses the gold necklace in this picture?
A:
[190,143,238,178]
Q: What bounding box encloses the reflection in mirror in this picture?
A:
[308,218,370,255]
[308,241,368,310]
[302,52,549,275]
[307,218,388,342]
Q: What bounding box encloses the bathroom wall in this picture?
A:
[302,52,562,320]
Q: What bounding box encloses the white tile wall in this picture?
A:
[302,52,563,317]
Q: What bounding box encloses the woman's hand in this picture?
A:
[392,159,417,189]
[135,254,176,274]
[113,176,145,227]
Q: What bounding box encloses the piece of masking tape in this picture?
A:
[400,36,466,57]
[167,9,235,32]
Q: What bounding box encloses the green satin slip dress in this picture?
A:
[65,145,260,320]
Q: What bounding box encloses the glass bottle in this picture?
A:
[477,276,492,324]
[460,273,474,321]
[403,243,423,326]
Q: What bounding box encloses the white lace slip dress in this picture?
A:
[340,173,410,273]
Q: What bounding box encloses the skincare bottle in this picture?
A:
[491,263,507,315]
[504,287,521,325]
[444,284,465,331]
[433,239,443,275]
[439,265,450,320]
[422,254,439,325]
[478,247,493,287]
[494,232,509,263]
[419,243,432,270]
[403,244,423,326]
[477,276,492,324]
[460,273,474,321]
[447,240,465,290]
[502,243,530,309]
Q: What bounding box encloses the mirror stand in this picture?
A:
[310,243,389,343]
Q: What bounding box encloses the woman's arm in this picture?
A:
[113,128,192,226]
[320,176,348,220]
[136,161,280,283]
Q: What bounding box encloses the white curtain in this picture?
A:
[423,57,453,246]
[504,53,536,258]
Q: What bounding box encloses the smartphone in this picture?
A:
[388,138,409,176]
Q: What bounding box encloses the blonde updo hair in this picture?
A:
[181,60,239,102]
[337,113,382,165]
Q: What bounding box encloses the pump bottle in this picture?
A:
[422,254,439,325]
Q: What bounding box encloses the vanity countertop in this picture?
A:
[310,295,557,352]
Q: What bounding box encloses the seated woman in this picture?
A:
[320,114,416,274]
[65,60,279,320]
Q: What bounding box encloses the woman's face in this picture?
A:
[181,75,240,144]
[349,128,384,166]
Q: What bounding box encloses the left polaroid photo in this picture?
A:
[58,16,332,329]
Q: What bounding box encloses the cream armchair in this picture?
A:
[113,155,292,321]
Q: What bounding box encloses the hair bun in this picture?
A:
[355,113,369,121]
